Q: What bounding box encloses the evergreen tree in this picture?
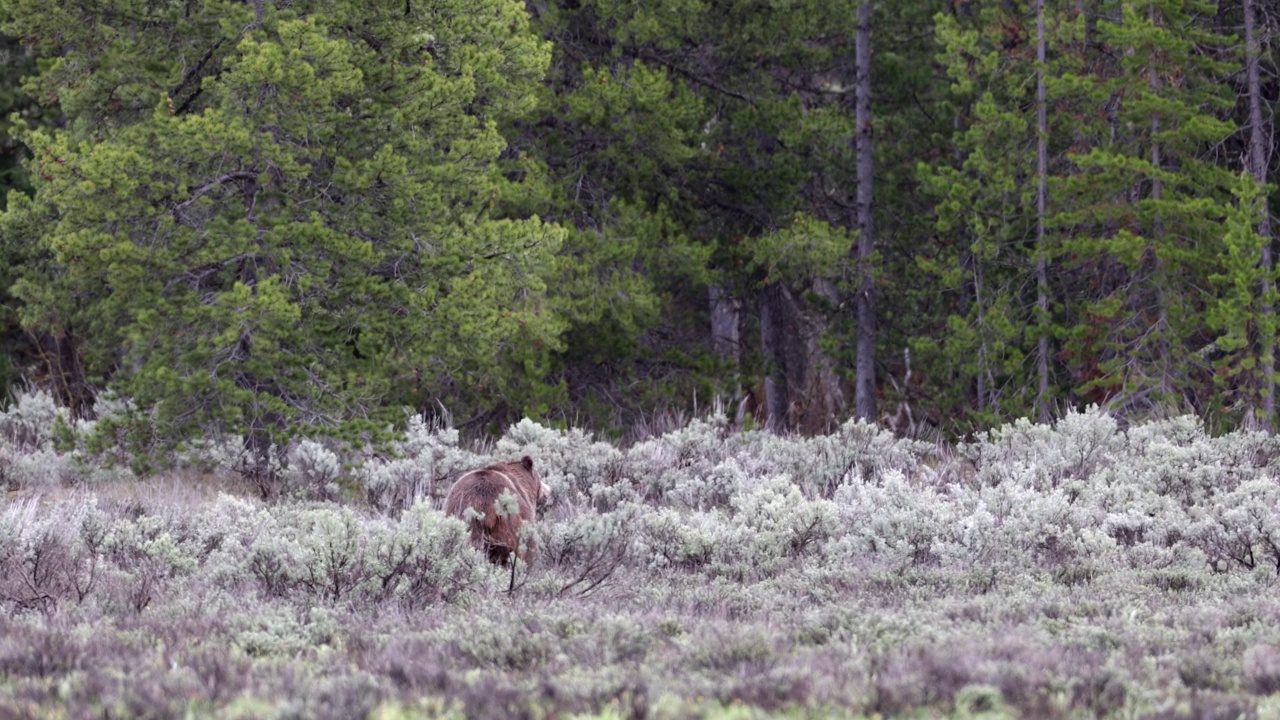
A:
[0,25,39,404]
[918,0,1072,429]
[1208,172,1278,427]
[0,0,564,455]
[1052,0,1237,417]
[527,0,949,433]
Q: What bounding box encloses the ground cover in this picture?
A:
[2,393,1279,718]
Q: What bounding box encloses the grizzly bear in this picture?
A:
[443,456,550,568]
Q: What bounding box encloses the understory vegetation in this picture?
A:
[2,390,1280,719]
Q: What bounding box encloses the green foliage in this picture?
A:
[0,28,43,404]
[1207,172,1279,425]
[1051,0,1238,415]
[746,215,853,286]
[0,0,565,455]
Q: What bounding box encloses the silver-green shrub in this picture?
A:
[0,390,141,489]
[496,418,626,504]
[623,416,737,503]
[540,503,636,595]
[0,496,102,614]
[830,469,948,568]
[730,474,837,564]
[0,388,61,451]
[959,407,1122,490]
[744,418,935,497]
[366,501,484,607]
[634,506,746,572]
[1189,477,1280,574]
[283,439,345,501]
[356,415,482,513]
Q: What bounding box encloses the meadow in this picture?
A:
[2,391,1280,719]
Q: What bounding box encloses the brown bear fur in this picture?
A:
[443,456,550,567]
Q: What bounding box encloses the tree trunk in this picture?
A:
[759,284,806,433]
[1245,0,1276,423]
[709,284,741,369]
[854,0,876,422]
[710,283,750,421]
[33,329,96,420]
[1147,2,1171,398]
[805,277,845,433]
[1035,0,1051,423]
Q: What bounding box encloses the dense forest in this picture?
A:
[1,0,1278,454]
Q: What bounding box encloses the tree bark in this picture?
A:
[806,276,845,432]
[854,0,876,422]
[759,284,806,433]
[1147,2,1171,398]
[33,329,96,420]
[709,284,741,369]
[1245,0,1276,423]
[1035,0,1051,422]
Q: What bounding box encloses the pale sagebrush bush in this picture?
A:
[182,435,288,498]
[829,469,949,568]
[1188,477,1280,574]
[730,474,837,562]
[623,415,736,503]
[357,416,482,513]
[232,601,331,658]
[580,473,642,513]
[54,393,138,469]
[931,482,1116,580]
[194,494,278,589]
[0,391,127,490]
[666,456,746,511]
[741,418,935,498]
[433,611,553,671]
[366,501,484,608]
[0,443,78,490]
[1244,644,1280,695]
[1113,415,1272,506]
[541,503,637,596]
[0,387,61,451]
[0,442,136,491]
[243,502,483,606]
[496,418,625,503]
[1098,495,1191,553]
[174,434,246,472]
[960,407,1121,490]
[100,510,208,612]
[245,505,365,602]
[634,506,748,571]
[247,522,305,598]
[290,506,369,603]
[1091,460,1187,543]
[0,497,103,614]
[0,390,138,487]
[283,439,344,501]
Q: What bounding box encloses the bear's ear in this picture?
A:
[521,455,534,472]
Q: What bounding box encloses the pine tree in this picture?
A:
[0,23,47,405]
[1208,172,1278,427]
[1052,0,1237,417]
[526,0,954,433]
[0,0,564,456]
[918,0,1070,429]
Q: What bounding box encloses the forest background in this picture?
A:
[2,0,1279,456]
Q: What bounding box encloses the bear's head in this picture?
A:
[521,455,552,508]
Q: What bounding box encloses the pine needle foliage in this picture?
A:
[0,0,565,458]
